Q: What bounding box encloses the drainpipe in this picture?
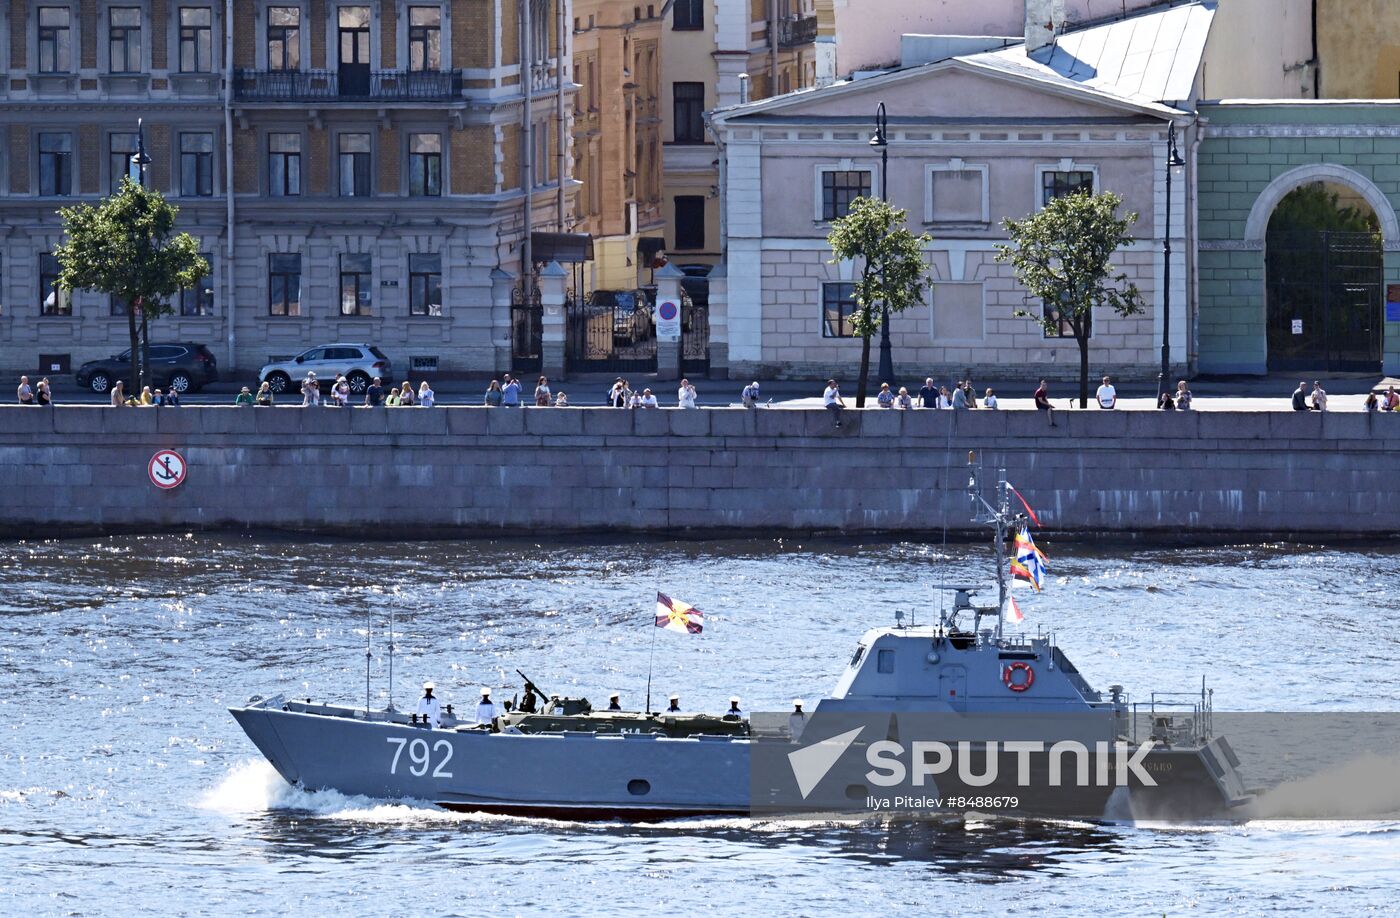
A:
[556,0,567,230]
[768,0,778,97]
[1188,115,1204,374]
[224,0,236,371]
[522,0,534,280]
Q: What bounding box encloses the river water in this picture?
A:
[1,534,1397,916]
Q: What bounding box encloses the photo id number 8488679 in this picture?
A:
[386,736,454,778]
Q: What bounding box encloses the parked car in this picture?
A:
[75,343,219,394]
[677,264,712,308]
[259,343,393,395]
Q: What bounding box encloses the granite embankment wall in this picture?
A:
[1,407,1397,538]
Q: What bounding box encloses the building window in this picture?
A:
[672,82,705,143]
[268,253,301,316]
[109,294,130,317]
[39,133,73,196]
[408,133,442,196]
[1041,170,1094,206]
[339,253,373,316]
[267,7,301,71]
[181,253,214,315]
[108,8,143,73]
[179,8,213,72]
[37,7,72,73]
[1041,296,1089,339]
[674,195,705,250]
[407,7,441,71]
[40,253,71,316]
[926,163,989,224]
[180,133,214,196]
[821,282,858,338]
[338,133,371,197]
[673,0,702,29]
[408,253,442,316]
[821,170,870,221]
[109,132,141,194]
[268,133,301,196]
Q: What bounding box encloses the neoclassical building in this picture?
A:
[709,2,1211,381]
[0,0,575,379]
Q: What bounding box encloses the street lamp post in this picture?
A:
[1159,121,1186,400]
[870,101,893,385]
[131,118,151,188]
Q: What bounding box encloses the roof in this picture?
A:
[712,0,1214,126]
[967,1,1215,107]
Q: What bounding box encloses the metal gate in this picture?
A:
[511,284,542,372]
[566,289,657,373]
[1266,229,1384,373]
[681,298,709,374]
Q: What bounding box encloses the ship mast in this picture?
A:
[968,452,1013,643]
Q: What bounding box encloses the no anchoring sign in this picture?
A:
[148,449,187,490]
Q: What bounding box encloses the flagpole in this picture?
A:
[644,614,657,715]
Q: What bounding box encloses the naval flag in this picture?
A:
[1004,593,1025,625]
[656,592,705,635]
[1010,526,1048,592]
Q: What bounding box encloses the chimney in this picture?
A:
[1024,0,1057,54]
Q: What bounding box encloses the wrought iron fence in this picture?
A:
[233,69,463,102]
[776,15,818,48]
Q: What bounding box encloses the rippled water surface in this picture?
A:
[2,534,1398,916]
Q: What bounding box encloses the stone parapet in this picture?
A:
[2,407,1397,538]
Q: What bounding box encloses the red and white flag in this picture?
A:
[1004,594,1025,625]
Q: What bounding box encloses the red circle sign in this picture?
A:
[658,300,679,321]
[148,449,187,490]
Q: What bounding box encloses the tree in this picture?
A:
[54,178,208,396]
[995,190,1146,408]
[826,197,932,407]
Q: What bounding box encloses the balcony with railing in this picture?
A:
[233,69,463,102]
[775,15,819,48]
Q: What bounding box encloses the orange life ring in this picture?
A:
[1003,661,1034,693]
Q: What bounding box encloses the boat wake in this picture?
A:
[198,760,473,825]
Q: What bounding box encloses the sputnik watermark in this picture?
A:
[787,728,1159,801]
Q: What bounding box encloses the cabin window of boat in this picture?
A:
[877,649,895,674]
[849,645,865,667]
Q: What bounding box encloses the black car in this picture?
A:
[75,343,219,394]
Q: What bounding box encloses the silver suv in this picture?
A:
[259,343,393,395]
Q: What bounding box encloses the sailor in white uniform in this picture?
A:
[416,682,442,728]
[724,696,745,720]
[788,699,807,741]
[475,687,501,726]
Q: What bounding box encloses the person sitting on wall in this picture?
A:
[1291,380,1309,411]
[1033,380,1057,427]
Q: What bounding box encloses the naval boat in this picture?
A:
[230,459,1253,822]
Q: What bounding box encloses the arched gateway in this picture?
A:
[1196,104,1400,377]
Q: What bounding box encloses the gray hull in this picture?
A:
[231,700,752,819]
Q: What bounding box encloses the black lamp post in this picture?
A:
[870,101,893,385]
[1159,121,1186,400]
[131,117,151,188]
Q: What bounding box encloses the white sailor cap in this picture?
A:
[609,693,620,699]
[479,687,491,696]
[423,681,434,690]
[668,694,679,701]
[729,696,741,704]
[792,699,804,708]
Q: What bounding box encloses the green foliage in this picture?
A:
[55,178,207,315]
[827,196,932,404]
[1267,183,1379,238]
[54,178,208,392]
[995,190,1146,406]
